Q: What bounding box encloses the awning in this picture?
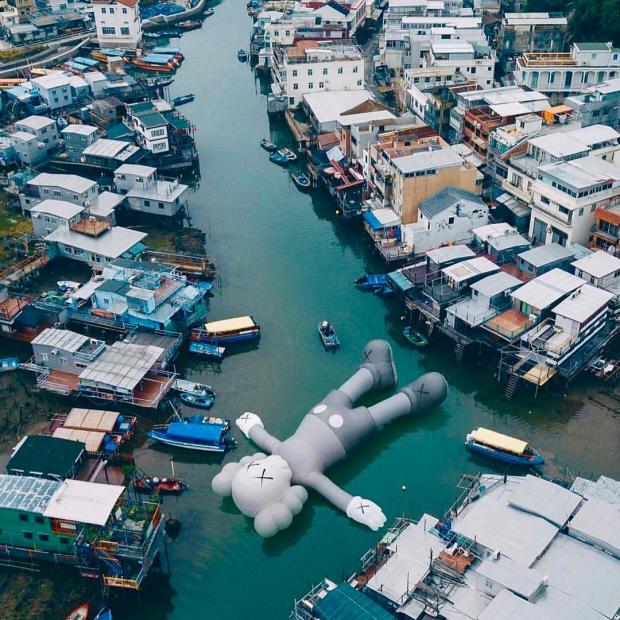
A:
[388,269,415,292]
[363,208,401,232]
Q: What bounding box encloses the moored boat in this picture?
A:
[57,280,81,293]
[179,391,215,409]
[318,320,340,350]
[66,604,89,620]
[148,415,237,452]
[178,19,202,30]
[133,475,188,495]
[465,427,544,466]
[172,93,195,106]
[189,341,226,360]
[278,147,297,161]
[403,326,428,347]
[0,357,19,372]
[237,49,248,61]
[93,609,112,620]
[292,170,311,189]
[269,151,289,166]
[355,274,388,291]
[173,378,215,397]
[204,7,214,16]
[191,316,261,344]
[260,138,277,151]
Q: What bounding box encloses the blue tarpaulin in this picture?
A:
[314,584,392,620]
[167,421,223,443]
[363,208,400,232]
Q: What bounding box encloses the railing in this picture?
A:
[73,341,105,362]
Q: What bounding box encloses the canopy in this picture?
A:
[314,583,392,620]
[64,408,119,432]
[388,269,415,293]
[53,427,105,453]
[167,421,224,443]
[205,316,257,333]
[471,427,528,455]
[363,208,401,232]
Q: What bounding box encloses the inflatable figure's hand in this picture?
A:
[346,496,386,531]
[236,412,263,438]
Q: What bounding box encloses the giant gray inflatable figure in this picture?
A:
[212,340,447,537]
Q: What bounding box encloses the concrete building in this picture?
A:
[529,155,620,247]
[29,200,84,239]
[92,0,141,49]
[499,13,567,61]
[572,250,620,300]
[61,124,99,160]
[30,73,74,111]
[515,42,620,101]
[9,116,59,166]
[125,101,169,154]
[20,172,98,212]
[271,41,364,107]
[589,204,620,253]
[566,77,620,130]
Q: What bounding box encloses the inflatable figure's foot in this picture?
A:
[400,372,448,415]
[346,496,387,531]
[236,412,264,438]
[360,339,397,390]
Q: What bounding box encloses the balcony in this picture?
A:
[74,339,106,362]
[483,308,536,341]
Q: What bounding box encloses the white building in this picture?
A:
[30,73,74,111]
[529,156,620,247]
[30,200,84,239]
[572,250,620,301]
[515,42,620,100]
[400,185,489,254]
[9,116,59,166]
[125,102,169,154]
[272,41,364,107]
[92,0,141,49]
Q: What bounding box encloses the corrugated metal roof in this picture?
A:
[418,186,486,220]
[0,475,60,514]
[442,257,498,283]
[518,243,574,268]
[471,272,522,297]
[426,244,475,264]
[475,555,544,599]
[551,284,613,322]
[568,497,620,559]
[31,328,89,352]
[572,250,620,279]
[392,148,463,174]
[511,268,585,308]
[478,589,557,620]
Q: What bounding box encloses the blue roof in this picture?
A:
[75,56,99,66]
[314,584,392,620]
[152,46,180,54]
[167,420,224,443]
[363,210,398,232]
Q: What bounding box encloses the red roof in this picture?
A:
[92,0,138,6]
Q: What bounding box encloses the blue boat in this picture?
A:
[148,415,236,452]
[172,93,195,106]
[0,357,19,372]
[93,609,112,620]
[179,391,215,409]
[189,341,226,360]
[466,427,544,466]
[355,274,388,291]
[190,316,261,344]
[269,151,289,166]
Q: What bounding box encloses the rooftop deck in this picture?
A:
[0,295,29,322]
[70,216,113,237]
[483,308,535,340]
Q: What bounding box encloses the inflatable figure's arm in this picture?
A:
[305,472,386,531]
[236,412,281,454]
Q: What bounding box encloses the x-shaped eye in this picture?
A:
[416,383,429,398]
[253,468,274,486]
[240,413,253,422]
[362,349,373,362]
[357,502,370,513]
[246,461,261,470]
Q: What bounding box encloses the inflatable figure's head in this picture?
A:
[212,453,308,537]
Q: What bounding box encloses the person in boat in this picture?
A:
[212,340,447,537]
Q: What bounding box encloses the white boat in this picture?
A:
[173,379,215,397]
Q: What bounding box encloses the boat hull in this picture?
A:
[179,393,215,409]
[148,430,230,452]
[403,327,428,347]
[191,329,260,344]
[466,440,544,466]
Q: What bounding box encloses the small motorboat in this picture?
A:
[237,49,248,61]
[189,341,226,360]
[204,7,214,16]
[269,151,289,166]
[143,32,163,39]
[465,427,544,466]
[278,147,297,162]
[172,93,195,106]
[375,282,393,296]
[133,475,188,495]
[0,357,19,372]
[355,274,388,292]
[178,19,202,30]
[403,326,428,347]
[173,378,215,397]
[148,415,237,452]
[318,320,340,350]
[179,391,215,410]
[66,604,89,620]
[57,280,81,293]
[260,138,277,151]
[292,170,311,189]
[93,609,113,620]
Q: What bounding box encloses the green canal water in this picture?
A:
[21,2,620,617]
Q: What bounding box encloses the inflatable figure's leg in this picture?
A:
[337,340,398,404]
[368,372,447,426]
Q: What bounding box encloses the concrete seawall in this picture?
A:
[142,0,208,30]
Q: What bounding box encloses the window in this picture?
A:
[121,27,130,35]
[35,516,44,524]
[353,66,358,73]
[338,67,343,74]
[122,6,127,12]
[322,68,328,75]
[39,534,49,542]
[293,83,298,91]
[357,79,362,86]
[308,83,313,89]
[292,69,297,77]
[319,82,324,89]
[53,190,61,197]
[158,202,165,209]
[307,69,313,76]
[109,6,114,12]
[102,27,116,35]
[144,200,151,206]
[578,208,584,216]
[101,7,106,12]
[19,514,28,522]
[23,532,33,540]
[448,217,455,224]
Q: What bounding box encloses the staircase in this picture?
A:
[504,374,520,400]
[454,342,466,363]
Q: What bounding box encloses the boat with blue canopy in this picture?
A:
[0,357,19,372]
[189,341,226,360]
[355,274,388,291]
[148,415,236,452]
[465,427,544,466]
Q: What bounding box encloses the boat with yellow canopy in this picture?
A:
[465,427,544,466]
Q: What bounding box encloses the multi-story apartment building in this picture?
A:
[272,41,364,107]
[588,204,620,253]
[514,42,620,101]
[499,13,567,60]
[566,77,620,129]
[9,116,59,166]
[529,155,620,247]
[92,0,141,49]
